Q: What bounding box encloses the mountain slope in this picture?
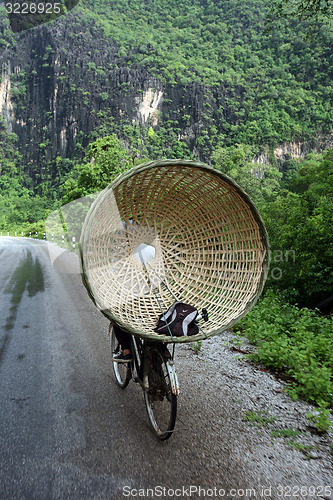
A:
[0,0,332,187]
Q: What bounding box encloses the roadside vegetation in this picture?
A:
[236,292,333,431]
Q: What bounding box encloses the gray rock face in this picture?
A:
[0,13,211,174]
[0,11,331,184]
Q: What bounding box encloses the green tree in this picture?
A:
[267,0,332,34]
[262,149,333,307]
[212,144,282,205]
[0,117,49,229]
[61,134,131,203]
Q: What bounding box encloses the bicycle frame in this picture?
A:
[110,326,180,439]
[130,337,180,396]
[130,336,145,385]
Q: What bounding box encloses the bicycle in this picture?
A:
[109,325,179,440]
[80,160,269,438]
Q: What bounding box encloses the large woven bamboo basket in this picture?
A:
[80,159,269,343]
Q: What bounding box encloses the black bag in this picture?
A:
[155,301,199,337]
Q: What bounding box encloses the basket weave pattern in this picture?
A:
[80,160,269,342]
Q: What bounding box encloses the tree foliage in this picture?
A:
[60,134,131,204]
[212,144,282,205]
[212,144,333,308]
[261,149,333,307]
[0,117,49,228]
[267,0,333,34]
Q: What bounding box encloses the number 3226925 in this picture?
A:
[5,3,62,14]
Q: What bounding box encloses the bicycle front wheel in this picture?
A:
[110,326,130,389]
[143,346,177,440]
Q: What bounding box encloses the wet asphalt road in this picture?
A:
[1,238,331,500]
[0,237,243,500]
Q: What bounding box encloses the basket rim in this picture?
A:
[79,159,270,343]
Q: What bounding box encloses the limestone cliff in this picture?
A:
[0,11,331,183]
[0,13,210,178]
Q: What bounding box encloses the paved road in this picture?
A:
[0,238,331,500]
[0,237,235,500]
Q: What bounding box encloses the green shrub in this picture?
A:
[235,291,333,410]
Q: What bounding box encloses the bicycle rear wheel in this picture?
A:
[110,326,130,388]
[143,345,177,440]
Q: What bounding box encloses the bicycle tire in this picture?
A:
[110,327,130,389]
[143,345,177,440]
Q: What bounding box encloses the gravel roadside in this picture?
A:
[173,331,333,498]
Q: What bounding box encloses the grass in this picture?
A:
[243,412,319,460]
[242,410,277,428]
[191,340,203,355]
[235,290,333,433]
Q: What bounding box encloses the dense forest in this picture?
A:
[0,1,332,426]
